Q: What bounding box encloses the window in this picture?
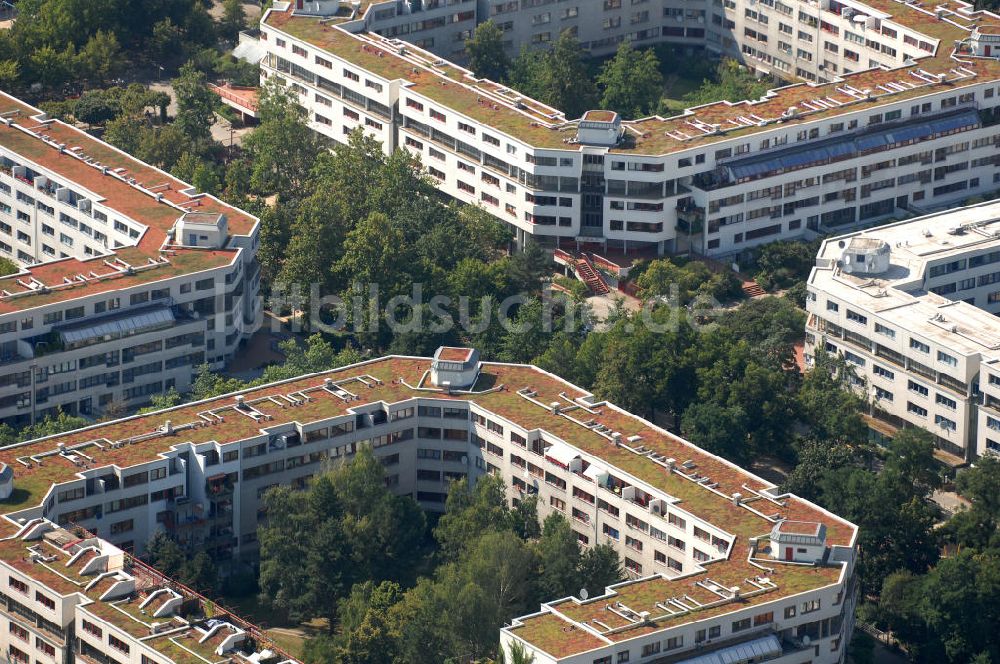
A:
[109,634,130,654]
[827,300,839,312]
[935,414,957,431]
[8,576,27,593]
[35,591,55,610]
[875,322,895,338]
[641,642,661,657]
[874,386,893,402]
[873,364,894,380]
[732,617,752,632]
[111,519,134,535]
[907,402,928,417]
[908,380,929,397]
[937,351,958,367]
[846,309,867,325]
[936,393,957,409]
[910,338,930,353]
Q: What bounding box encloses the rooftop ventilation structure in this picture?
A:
[576,111,622,147]
[430,347,481,389]
[839,237,891,276]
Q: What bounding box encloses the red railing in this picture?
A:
[209,84,259,112]
[69,523,299,663]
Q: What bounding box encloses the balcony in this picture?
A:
[206,475,236,498]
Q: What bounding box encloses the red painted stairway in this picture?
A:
[742,280,766,298]
[574,254,610,295]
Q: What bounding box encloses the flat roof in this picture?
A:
[0,522,292,663]
[263,0,1000,157]
[436,346,474,362]
[0,92,257,314]
[811,200,1000,355]
[0,354,857,657]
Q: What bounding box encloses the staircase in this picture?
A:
[741,280,766,298]
[574,254,610,295]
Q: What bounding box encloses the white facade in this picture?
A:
[806,199,1000,461]
[0,520,294,664]
[259,0,1000,257]
[0,93,261,427]
[0,349,858,663]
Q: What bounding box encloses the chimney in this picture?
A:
[550,401,561,415]
[665,457,676,470]
[611,432,622,446]
[732,492,743,505]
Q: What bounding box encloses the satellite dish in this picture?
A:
[580,588,589,600]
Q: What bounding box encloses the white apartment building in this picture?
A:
[805,199,1000,462]
[0,518,296,664]
[0,93,261,428]
[0,346,859,663]
[254,0,1000,259]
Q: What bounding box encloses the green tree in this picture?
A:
[330,581,404,664]
[242,80,323,198]
[190,363,246,400]
[534,513,581,600]
[498,298,558,364]
[505,31,598,118]
[683,59,773,106]
[335,211,412,299]
[593,311,696,422]
[943,456,1000,550]
[258,485,319,622]
[259,335,363,384]
[434,475,527,560]
[466,20,510,81]
[77,30,121,84]
[598,42,664,119]
[18,410,89,440]
[507,46,547,101]
[0,257,17,277]
[258,447,426,628]
[539,30,597,118]
[880,551,1000,663]
[499,641,537,664]
[423,532,537,660]
[578,544,624,597]
[796,351,868,444]
[134,124,189,172]
[74,91,119,125]
[180,552,219,596]
[192,161,221,195]
[0,60,19,89]
[818,465,939,596]
[220,0,247,42]
[139,387,182,414]
[145,532,186,577]
[681,402,751,464]
[172,61,217,143]
[150,18,183,62]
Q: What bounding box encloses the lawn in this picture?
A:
[662,72,705,113]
